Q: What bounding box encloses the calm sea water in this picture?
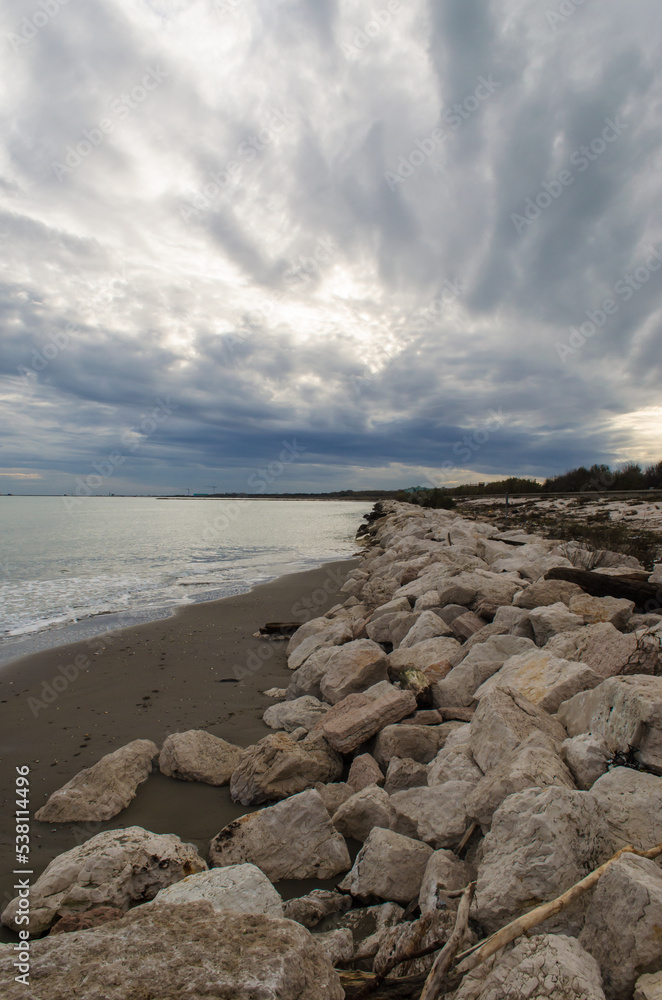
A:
[0,497,370,661]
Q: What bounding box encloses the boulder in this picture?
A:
[388,637,461,672]
[366,611,405,644]
[0,902,345,999]
[418,850,476,914]
[50,906,124,935]
[474,786,614,935]
[389,612,425,648]
[474,648,602,714]
[453,933,606,1000]
[635,972,662,1000]
[545,622,640,678]
[331,784,395,842]
[451,612,488,641]
[263,696,329,733]
[338,827,433,905]
[314,781,355,815]
[319,640,389,704]
[315,682,417,754]
[287,615,346,653]
[229,731,342,805]
[151,863,283,917]
[528,602,585,645]
[469,688,567,774]
[513,579,585,609]
[287,620,354,670]
[372,723,447,766]
[432,635,536,707]
[580,854,662,1000]
[286,646,338,700]
[314,928,355,966]
[369,596,412,620]
[209,790,351,880]
[436,582,477,606]
[384,757,429,793]
[34,739,158,822]
[465,733,576,827]
[557,675,662,773]
[561,734,611,789]
[589,767,662,849]
[1,826,207,935]
[159,731,244,786]
[283,889,352,928]
[399,611,451,648]
[435,603,471,624]
[347,752,384,791]
[427,741,483,786]
[391,781,473,848]
[568,593,635,630]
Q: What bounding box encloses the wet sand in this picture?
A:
[0,558,358,940]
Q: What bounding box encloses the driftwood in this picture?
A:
[545,567,659,612]
[419,881,475,1000]
[340,971,427,998]
[351,912,450,999]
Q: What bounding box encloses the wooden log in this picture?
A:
[419,882,476,1000]
[544,567,659,612]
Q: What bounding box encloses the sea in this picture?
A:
[0,496,372,665]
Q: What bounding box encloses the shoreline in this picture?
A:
[0,557,358,942]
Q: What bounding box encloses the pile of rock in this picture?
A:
[3,500,662,999]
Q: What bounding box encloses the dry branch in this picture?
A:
[419,881,475,1000]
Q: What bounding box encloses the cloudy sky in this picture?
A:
[0,0,661,495]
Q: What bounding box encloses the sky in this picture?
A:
[0,0,661,496]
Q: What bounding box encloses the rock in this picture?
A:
[451,611,488,641]
[314,928,354,966]
[391,781,473,848]
[263,696,329,732]
[34,739,158,822]
[1,826,207,935]
[330,902,406,964]
[0,902,345,999]
[229,731,342,805]
[287,615,344,653]
[263,687,288,698]
[388,636,462,672]
[50,906,124,935]
[331,784,395,842]
[287,620,354,670]
[369,596,412,619]
[436,582,478,606]
[465,733,576,827]
[151,863,283,917]
[399,611,452,648]
[580,854,662,1000]
[650,564,662,586]
[493,604,536,638]
[528,602,585,645]
[635,972,662,1000]
[453,933,606,1000]
[366,611,405,644]
[347,753,384,791]
[315,682,417,754]
[283,890,352,928]
[557,675,662,773]
[159,730,244,786]
[545,622,640,678]
[561,734,611,789]
[314,781,355,815]
[319,640,389,704]
[338,827,433,905]
[589,767,662,849]
[418,850,476,914]
[474,786,614,935]
[568,594,635,630]
[513,579,585,609]
[372,724,447,766]
[372,910,457,979]
[209,790,351,880]
[432,635,536,707]
[427,741,483,786]
[475,648,602,714]
[389,612,425,648]
[469,688,567,774]
[435,603,471,624]
[286,645,338,700]
[384,757,429,793]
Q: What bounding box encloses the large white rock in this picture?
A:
[331,784,395,842]
[159,730,244,786]
[319,640,389,704]
[229,731,342,805]
[287,620,354,670]
[474,787,614,934]
[1,826,207,935]
[0,901,344,1000]
[475,648,602,714]
[635,971,662,1000]
[528,602,585,645]
[513,579,585,609]
[372,723,448,766]
[390,781,474,848]
[545,622,640,678]
[34,739,158,822]
[453,933,606,1000]
[315,682,417,754]
[263,696,329,732]
[418,850,476,915]
[338,826,432,904]
[287,615,346,654]
[557,675,662,773]
[151,863,283,917]
[568,593,635,630]
[580,854,662,1000]
[469,687,567,774]
[589,767,662,848]
[388,636,461,672]
[432,635,537,707]
[209,790,351,880]
[561,733,611,789]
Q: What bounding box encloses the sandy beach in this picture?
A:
[0,558,357,941]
